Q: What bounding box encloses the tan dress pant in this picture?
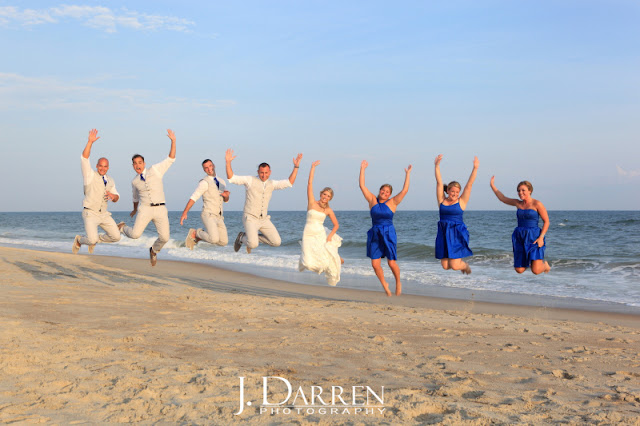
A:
[123,205,170,253]
[79,209,121,246]
[197,212,228,246]
[242,214,281,249]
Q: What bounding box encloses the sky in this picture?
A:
[0,0,638,212]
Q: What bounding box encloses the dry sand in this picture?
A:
[1,246,639,424]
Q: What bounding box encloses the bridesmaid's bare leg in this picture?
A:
[531,260,550,275]
[449,258,471,275]
[388,259,401,296]
[372,258,392,296]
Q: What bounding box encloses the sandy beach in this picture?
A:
[1,246,639,424]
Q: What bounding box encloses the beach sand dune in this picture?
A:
[1,247,639,424]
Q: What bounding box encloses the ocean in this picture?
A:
[1,210,639,313]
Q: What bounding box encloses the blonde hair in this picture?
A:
[517,180,533,193]
[443,181,461,195]
[320,187,334,200]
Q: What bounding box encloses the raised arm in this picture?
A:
[359,160,376,206]
[434,154,445,205]
[459,156,479,209]
[82,129,100,159]
[390,165,412,206]
[489,176,519,206]
[326,208,340,242]
[307,160,319,207]
[288,153,303,185]
[225,149,236,179]
[167,129,176,159]
[534,200,550,248]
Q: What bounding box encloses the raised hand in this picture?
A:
[473,156,479,168]
[293,153,303,167]
[167,129,176,143]
[225,149,236,163]
[311,160,320,168]
[88,129,100,144]
[405,164,412,173]
[361,160,368,169]
[434,154,443,166]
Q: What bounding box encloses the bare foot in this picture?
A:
[544,261,551,273]
[340,257,345,264]
[395,281,402,296]
[461,264,472,275]
[381,282,392,297]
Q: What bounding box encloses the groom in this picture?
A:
[225,149,302,253]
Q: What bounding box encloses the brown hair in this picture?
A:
[320,187,334,200]
[379,184,393,194]
[443,181,461,195]
[517,180,533,193]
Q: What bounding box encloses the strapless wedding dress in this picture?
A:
[298,209,342,286]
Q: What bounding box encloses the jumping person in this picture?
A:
[359,160,412,296]
[434,154,478,275]
[490,177,551,274]
[226,149,303,253]
[118,129,176,266]
[180,159,230,250]
[73,129,121,254]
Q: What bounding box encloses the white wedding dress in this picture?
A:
[298,209,342,286]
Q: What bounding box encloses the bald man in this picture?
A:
[73,129,121,254]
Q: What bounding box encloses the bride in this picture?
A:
[298,161,343,286]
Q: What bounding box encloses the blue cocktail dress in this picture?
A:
[512,209,545,268]
[367,200,397,260]
[435,202,473,259]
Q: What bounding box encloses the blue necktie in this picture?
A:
[140,174,145,182]
[214,177,220,188]
[102,176,107,186]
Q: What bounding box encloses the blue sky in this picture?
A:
[1,1,638,212]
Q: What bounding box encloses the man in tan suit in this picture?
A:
[180,159,230,249]
[73,129,121,254]
[225,149,302,253]
[118,129,176,266]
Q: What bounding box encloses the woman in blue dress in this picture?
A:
[490,177,551,275]
[359,160,412,296]
[434,154,478,274]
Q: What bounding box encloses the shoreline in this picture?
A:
[91,251,640,324]
[3,243,640,316]
[2,246,640,423]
